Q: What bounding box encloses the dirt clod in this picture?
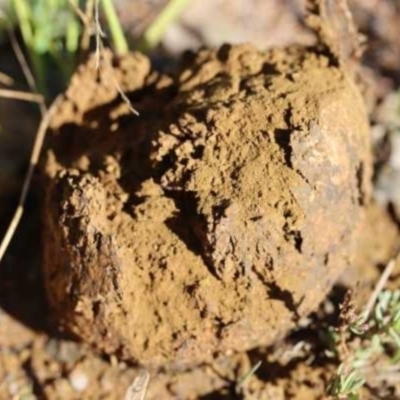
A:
[43,43,371,368]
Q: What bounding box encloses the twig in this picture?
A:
[0,96,61,264]
[363,253,399,319]
[0,88,43,103]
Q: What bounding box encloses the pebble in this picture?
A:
[69,368,89,392]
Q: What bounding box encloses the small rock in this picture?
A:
[69,368,89,392]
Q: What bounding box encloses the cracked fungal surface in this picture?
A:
[43,44,371,368]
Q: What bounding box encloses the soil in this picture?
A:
[1,202,399,399]
[1,1,400,399]
[43,37,371,369]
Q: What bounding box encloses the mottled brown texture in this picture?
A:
[43,43,371,367]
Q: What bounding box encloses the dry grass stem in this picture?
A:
[8,28,46,116]
[0,71,13,85]
[68,0,88,24]
[81,0,95,51]
[0,88,43,103]
[363,252,399,320]
[94,0,105,70]
[68,0,95,54]
[0,96,61,264]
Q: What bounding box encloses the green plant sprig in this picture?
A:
[11,0,81,96]
[327,289,400,399]
[7,0,129,97]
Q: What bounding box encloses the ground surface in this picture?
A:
[1,1,400,399]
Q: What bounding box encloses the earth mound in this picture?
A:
[43,43,371,367]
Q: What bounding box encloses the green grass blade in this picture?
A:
[142,0,189,49]
[12,0,33,47]
[100,0,128,54]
